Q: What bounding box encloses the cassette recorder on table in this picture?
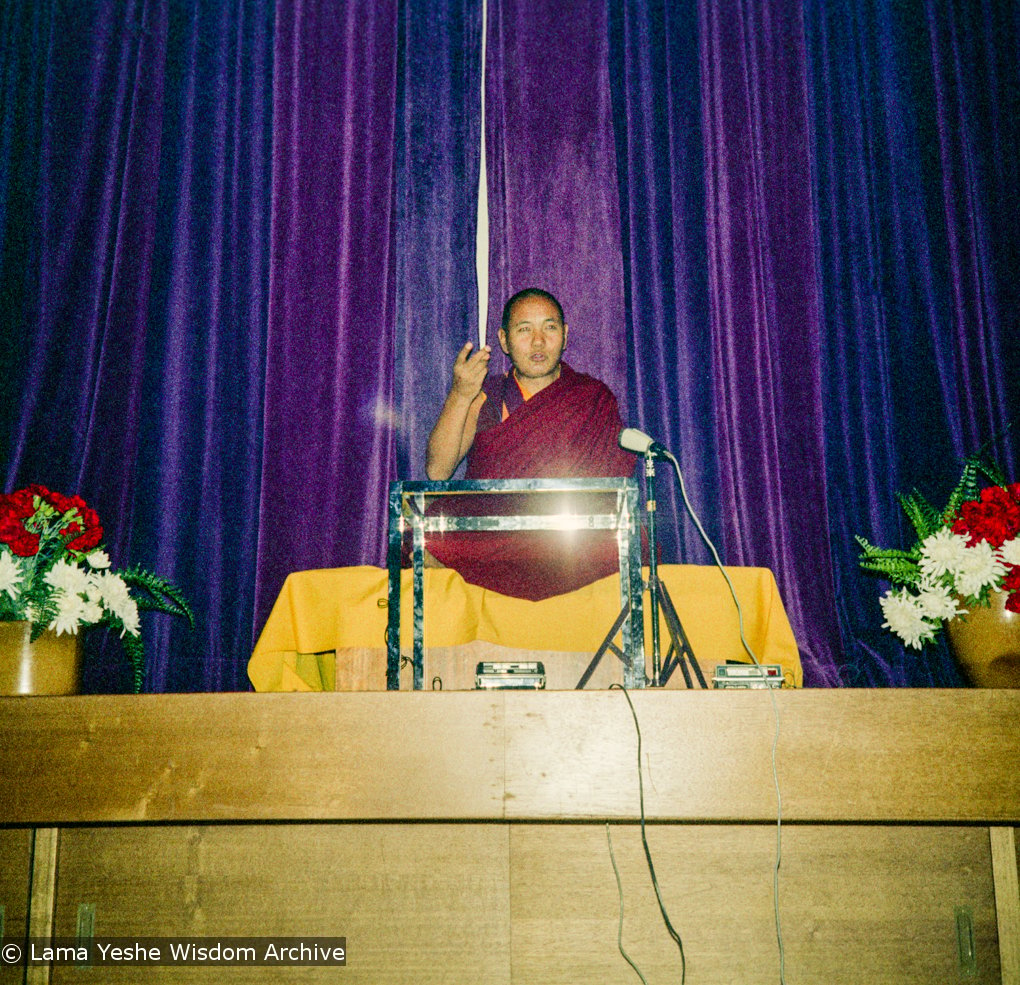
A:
[712,663,784,688]
[475,661,546,690]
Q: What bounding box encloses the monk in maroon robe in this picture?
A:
[423,288,634,600]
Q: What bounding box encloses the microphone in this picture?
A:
[618,427,670,457]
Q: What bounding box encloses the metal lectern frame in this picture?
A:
[386,477,645,690]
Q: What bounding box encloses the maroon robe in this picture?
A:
[426,363,636,600]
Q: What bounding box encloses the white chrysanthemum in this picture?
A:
[49,590,88,636]
[118,598,140,636]
[96,571,138,633]
[998,536,1020,567]
[95,570,131,608]
[80,598,104,625]
[918,528,971,579]
[914,581,965,621]
[43,559,91,596]
[954,541,1007,598]
[880,589,938,650]
[0,551,24,599]
[85,549,111,570]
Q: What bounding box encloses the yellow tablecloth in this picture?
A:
[248,564,802,691]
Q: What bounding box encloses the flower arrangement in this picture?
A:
[857,457,1020,649]
[0,484,193,691]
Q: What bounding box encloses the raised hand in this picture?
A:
[426,342,492,480]
[451,342,491,400]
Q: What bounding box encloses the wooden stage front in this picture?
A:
[1,689,1018,983]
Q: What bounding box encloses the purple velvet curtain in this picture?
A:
[255,0,400,633]
[699,0,844,683]
[1,0,1017,690]
[806,0,1020,683]
[486,0,628,398]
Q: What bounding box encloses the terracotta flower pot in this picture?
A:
[946,590,1020,688]
[0,621,83,695]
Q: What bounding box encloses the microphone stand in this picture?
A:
[645,451,663,686]
[578,447,706,689]
[643,452,706,689]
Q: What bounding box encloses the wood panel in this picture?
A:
[509,824,999,984]
[992,827,1020,985]
[49,824,511,985]
[1,690,1018,824]
[34,822,1003,985]
[504,689,1020,822]
[2,691,1018,983]
[0,829,32,985]
[0,692,506,824]
[25,828,58,985]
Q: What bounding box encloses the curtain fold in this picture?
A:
[486,0,629,400]
[2,0,168,528]
[1,0,176,689]
[135,0,274,691]
[607,0,720,568]
[392,0,482,483]
[699,0,842,684]
[922,0,1020,470]
[254,0,400,636]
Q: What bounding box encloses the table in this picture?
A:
[248,563,803,691]
[1,690,1017,983]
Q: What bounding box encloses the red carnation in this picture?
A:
[32,486,104,552]
[0,488,40,556]
[952,485,1020,549]
[1003,566,1020,614]
[60,496,104,552]
[0,485,104,556]
[29,484,73,515]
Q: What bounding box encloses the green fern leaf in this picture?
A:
[943,454,1008,520]
[897,491,941,541]
[855,537,921,586]
[120,567,196,628]
[121,632,146,694]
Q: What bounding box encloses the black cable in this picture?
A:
[664,449,788,983]
[606,822,650,985]
[610,682,686,984]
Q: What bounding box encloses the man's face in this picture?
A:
[498,295,568,391]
